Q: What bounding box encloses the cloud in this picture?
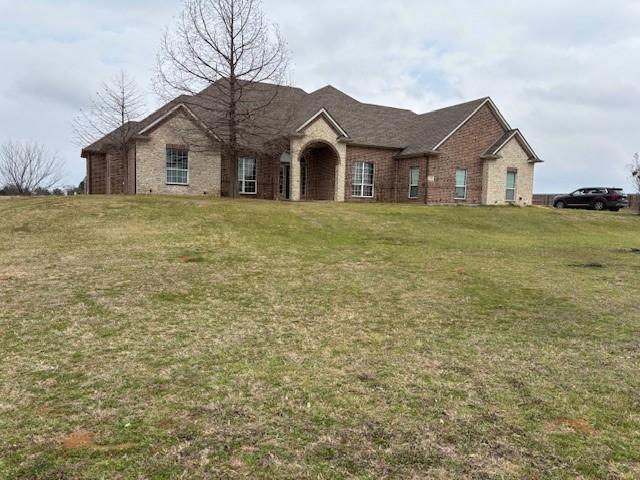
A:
[0,0,638,192]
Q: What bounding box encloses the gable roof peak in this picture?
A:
[419,96,489,117]
[482,128,542,162]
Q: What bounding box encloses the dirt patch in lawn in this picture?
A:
[59,430,135,451]
[179,255,207,263]
[616,248,640,254]
[546,418,596,434]
[568,263,606,269]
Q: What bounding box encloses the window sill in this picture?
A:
[240,192,257,196]
[352,196,374,199]
[166,183,189,186]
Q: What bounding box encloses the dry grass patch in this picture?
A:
[0,196,639,479]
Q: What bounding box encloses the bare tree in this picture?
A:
[155,0,290,196]
[630,152,640,213]
[0,141,64,195]
[72,71,145,148]
[72,71,146,193]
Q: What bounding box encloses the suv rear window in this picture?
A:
[609,188,626,194]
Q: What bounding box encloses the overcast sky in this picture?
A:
[1,0,639,192]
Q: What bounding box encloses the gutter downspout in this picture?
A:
[424,155,429,205]
[394,156,399,203]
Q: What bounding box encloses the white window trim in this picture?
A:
[408,166,419,199]
[166,148,189,186]
[352,161,375,198]
[238,157,257,195]
[455,169,467,200]
[506,171,517,202]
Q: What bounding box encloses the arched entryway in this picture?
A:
[298,142,339,201]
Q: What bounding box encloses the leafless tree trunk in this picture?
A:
[631,153,640,214]
[0,141,64,195]
[72,71,145,194]
[154,0,290,197]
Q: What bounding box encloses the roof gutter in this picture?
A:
[394,150,441,160]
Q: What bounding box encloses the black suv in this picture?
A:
[554,188,629,211]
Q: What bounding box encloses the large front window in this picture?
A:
[455,169,467,199]
[166,148,189,185]
[238,158,257,195]
[352,161,374,198]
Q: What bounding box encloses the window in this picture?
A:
[506,171,517,201]
[455,169,467,199]
[166,148,189,185]
[409,167,420,199]
[238,158,257,195]
[352,161,374,198]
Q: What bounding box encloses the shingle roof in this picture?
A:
[82,121,139,154]
[82,81,511,159]
[286,85,418,149]
[400,98,489,157]
[82,95,191,155]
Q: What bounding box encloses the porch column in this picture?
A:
[106,153,112,195]
[290,146,301,201]
[335,148,347,202]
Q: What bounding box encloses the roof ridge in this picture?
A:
[420,97,489,116]
[310,85,417,115]
[359,101,416,114]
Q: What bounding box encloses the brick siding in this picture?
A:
[87,150,128,195]
[303,146,336,201]
[87,102,534,205]
[345,146,400,202]
[221,153,280,200]
[107,151,128,194]
[396,158,428,204]
[427,104,506,204]
[88,154,107,194]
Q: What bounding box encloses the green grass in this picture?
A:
[1,196,639,479]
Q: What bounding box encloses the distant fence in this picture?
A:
[533,193,640,210]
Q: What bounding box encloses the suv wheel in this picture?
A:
[555,201,566,209]
[593,200,606,211]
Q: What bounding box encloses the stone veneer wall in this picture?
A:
[135,112,221,196]
[427,104,506,204]
[482,137,535,206]
[290,116,346,201]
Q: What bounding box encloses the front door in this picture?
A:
[279,163,291,199]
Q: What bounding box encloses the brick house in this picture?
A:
[81,81,542,205]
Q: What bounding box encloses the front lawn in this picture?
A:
[1,196,638,479]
